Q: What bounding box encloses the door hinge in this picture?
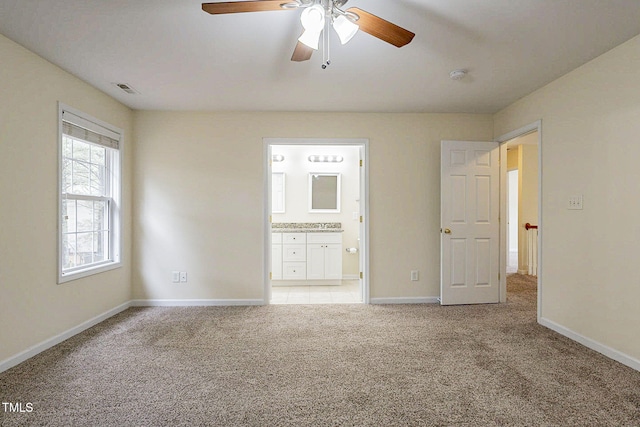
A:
[360,159,363,167]
[269,215,272,223]
[360,272,363,279]
[270,272,273,280]
[360,216,363,223]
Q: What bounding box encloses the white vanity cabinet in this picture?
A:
[282,233,307,280]
[272,231,343,282]
[306,233,343,280]
[271,233,282,280]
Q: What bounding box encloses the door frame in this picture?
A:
[262,138,370,304]
[496,120,542,321]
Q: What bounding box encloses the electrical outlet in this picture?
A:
[179,272,188,283]
[568,195,583,210]
[172,271,180,283]
[411,270,419,281]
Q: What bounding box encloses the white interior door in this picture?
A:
[441,140,500,305]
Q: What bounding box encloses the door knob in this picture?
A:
[443,228,452,234]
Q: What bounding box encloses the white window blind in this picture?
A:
[62,111,120,149]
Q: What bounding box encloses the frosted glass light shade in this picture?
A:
[300,4,325,32]
[298,29,322,50]
[333,14,359,44]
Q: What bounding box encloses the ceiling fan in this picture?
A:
[202,0,415,67]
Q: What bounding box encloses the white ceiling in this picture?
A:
[1,0,640,113]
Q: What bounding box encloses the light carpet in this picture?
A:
[1,274,639,426]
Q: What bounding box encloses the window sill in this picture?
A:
[58,261,122,284]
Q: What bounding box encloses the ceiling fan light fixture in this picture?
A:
[298,29,322,50]
[300,4,325,32]
[298,4,325,50]
[280,2,300,10]
[333,14,359,45]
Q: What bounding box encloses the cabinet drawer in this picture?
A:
[283,244,306,262]
[307,232,342,244]
[272,233,282,244]
[283,233,306,244]
[282,262,307,280]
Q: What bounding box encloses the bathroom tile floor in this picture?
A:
[270,280,362,305]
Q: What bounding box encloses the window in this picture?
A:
[58,105,122,283]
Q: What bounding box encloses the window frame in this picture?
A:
[58,103,123,284]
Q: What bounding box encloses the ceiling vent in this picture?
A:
[113,83,138,94]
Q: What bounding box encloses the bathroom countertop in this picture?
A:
[271,222,343,233]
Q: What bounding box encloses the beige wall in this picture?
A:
[0,34,133,363]
[507,148,519,171]
[132,112,494,301]
[495,35,640,361]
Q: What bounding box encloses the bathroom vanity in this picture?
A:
[271,223,343,283]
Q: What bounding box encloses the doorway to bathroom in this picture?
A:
[263,138,369,305]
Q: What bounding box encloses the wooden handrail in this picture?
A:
[525,223,538,230]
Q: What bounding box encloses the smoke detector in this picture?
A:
[449,69,467,80]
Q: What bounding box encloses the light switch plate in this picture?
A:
[411,270,419,281]
[172,271,180,283]
[568,195,583,210]
[179,272,188,283]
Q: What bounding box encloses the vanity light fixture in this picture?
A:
[308,154,344,163]
[272,154,285,162]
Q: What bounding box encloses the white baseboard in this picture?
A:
[0,301,131,374]
[131,299,264,307]
[539,317,640,372]
[370,297,440,305]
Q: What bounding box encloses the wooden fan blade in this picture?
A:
[291,40,313,62]
[346,7,415,47]
[202,1,293,15]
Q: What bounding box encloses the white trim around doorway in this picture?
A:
[263,138,370,305]
[497,120,542,322]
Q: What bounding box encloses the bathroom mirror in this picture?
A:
[272,172,285,213]
[309,173,341,213]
